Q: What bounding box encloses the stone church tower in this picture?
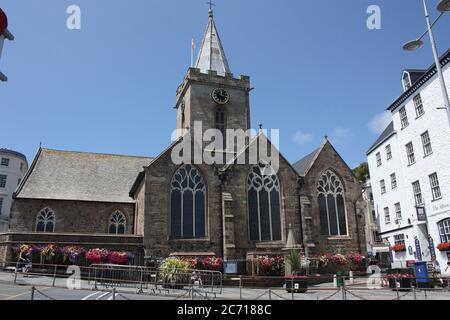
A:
[175,9,251,152]
[130,9,307,271]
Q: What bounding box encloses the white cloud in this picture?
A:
[369,111,391,134]
[292,130,314,146]
[330,126,352,145]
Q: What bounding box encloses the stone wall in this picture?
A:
[142,135,302,270]
[10,198,135,235]
[300,142,367,256]
[143,147,224,257]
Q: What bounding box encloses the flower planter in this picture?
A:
[388,277,413,291]
[285,276,308,293]
[391,244,407,253]
[161,274,190,290]
[437,243,450,252]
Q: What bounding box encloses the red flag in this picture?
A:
[0,8,8,35]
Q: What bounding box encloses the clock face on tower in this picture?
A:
[211,88,230,105]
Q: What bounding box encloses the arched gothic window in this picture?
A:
[171,165,207,239]
[317,170,348,236]
[248,164,282,242]
[36,208,55,232]
[109,211,126,235]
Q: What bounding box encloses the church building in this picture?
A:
[0,9,366,271]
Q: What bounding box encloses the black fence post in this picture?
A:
[52,265,57,287]
[291,277,294,301]
[239,276,242,300]
[30,286,35,300]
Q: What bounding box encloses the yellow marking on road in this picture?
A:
[2,287,51,300]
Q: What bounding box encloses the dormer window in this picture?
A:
[403,72,412,91]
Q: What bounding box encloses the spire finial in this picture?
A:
[195,0,231,76]
[207,0,215,17]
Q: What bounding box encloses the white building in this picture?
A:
[360,180,391,267]
[0,149,28,231]
[367,49,450,274]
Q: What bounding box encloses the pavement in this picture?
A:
[0,271,449,301]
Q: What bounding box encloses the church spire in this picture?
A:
[194,7,231,76]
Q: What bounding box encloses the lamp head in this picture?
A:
[437,0,450,12]
[403,39,424,51]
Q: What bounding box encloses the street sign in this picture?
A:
[428,235,436,259]
[0,8,8,35]
[415,237,423,261]
[416,206,427,221]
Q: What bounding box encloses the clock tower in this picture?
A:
[175,9,251,151]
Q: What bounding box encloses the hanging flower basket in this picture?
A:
[391,244,407,253]
[437,242,450,252]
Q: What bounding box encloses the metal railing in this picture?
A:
[1,260,223,298]
[2,260,450,300]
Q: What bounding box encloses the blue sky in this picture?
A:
[1,0,449,168]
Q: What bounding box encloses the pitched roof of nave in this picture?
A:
[195,9,231,76]
[292,137,357,179]
[14,148,153,203]
[292,148,321,176]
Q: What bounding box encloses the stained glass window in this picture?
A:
[171,165,207,239]
[248,164,282,242]
[317,170,348,236]
[36,208,55,232]
[109,211,126,234]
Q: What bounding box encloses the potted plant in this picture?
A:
[159,257,192,290]
[285,250,309,293]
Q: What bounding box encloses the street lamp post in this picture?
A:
[403,0,450,124]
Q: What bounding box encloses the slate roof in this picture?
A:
[292,149,320,176]
[195,9,231,76]
[15,148,152,203]
[405,69,427,85]
[366,122,395,155]
[388,48,450,112]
